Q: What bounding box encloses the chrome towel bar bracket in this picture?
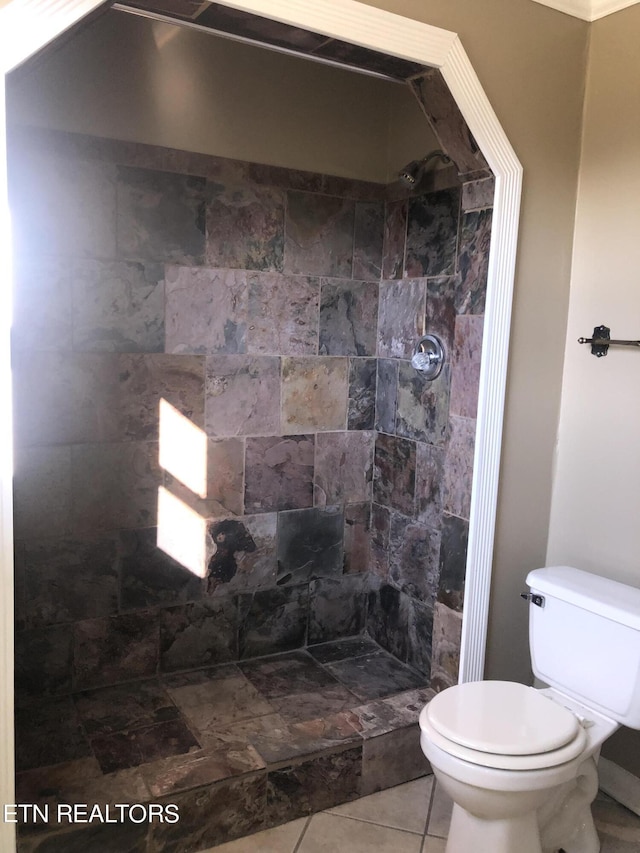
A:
[577,325,640,357]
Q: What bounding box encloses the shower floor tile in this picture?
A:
[325,650,427,701]
[15,635,434,852]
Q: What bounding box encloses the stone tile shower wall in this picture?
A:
[10,129,493,700]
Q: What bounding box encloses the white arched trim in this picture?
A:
[0,2,521,846]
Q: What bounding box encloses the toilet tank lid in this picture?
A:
[527,566,640,631]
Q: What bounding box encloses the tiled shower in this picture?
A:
[9,77,492,845]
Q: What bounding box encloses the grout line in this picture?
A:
[423,776,437,839]
[292,814,313,852]
[320,810,425,836]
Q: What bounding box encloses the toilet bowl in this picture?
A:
[419,566,640,853]
[420,681,617,853]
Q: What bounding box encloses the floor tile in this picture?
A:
[90,717,200,773]
[328,775,433,834]
[73,678,179,735]
[298,812,423,852]
[238,650,341,698]
[15,697,92,772]
[594,792,640,852]
[427,782,453,838]
[422,837,447,852]
[270,685,360,723]
[199,817,308,852]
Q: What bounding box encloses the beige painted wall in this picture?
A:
[7,10,439,183]
[7,0,590,689]
[546,3,640,774]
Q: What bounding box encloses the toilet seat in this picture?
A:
[422,681,589,771]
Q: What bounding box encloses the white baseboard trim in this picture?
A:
[599,757,640,817]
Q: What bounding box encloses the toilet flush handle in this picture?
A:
[520,592,545,607]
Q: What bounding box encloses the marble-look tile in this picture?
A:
[410,70,491,179]
[425,275,458,357]
[16,817,149,851]
[389,514,440,605]
[71,441,161,534]
[12,351,118,447]
[375,358,399,434]
[443,416,476,520]
[148,773,267,851]
[377,279,427,360]
[206,355,281,437]
[13,447,72,539]
[361,724,429,795]
[430,602,463,692]
[319,279,378,357]
[329,775,433,835]
[160,597,238,672]
[370,503,391,579]
[207,182,285,271]
[72,612,159,690]
[353,201,384,280]
[22,536,118,627]
[314,38,425,81]
[116,353,206,439]
[373,433,416,516]
[119,527,203,611]
[11,153,117,259]
[15,351,203,446]
[456,208,492,315]
[116,166,206,264]
[246,272,319,356]
[347,687,434,740]
[366,582,407,664]
[239,651,338,699]
[72,259,165,352]
[381,199,408,280]
[405,189,460,278]
[163,436,244,519]
[12,257,72,352]
[299,812,422,853]
[366,580,433,673]
[142,743,265,798]
[165,266,247,355]
[90,718,200,774]
[462,177,495,211]
[281,356,349,433]
[396,362,450,446]
[327,650,425,702]
[308,575,367,644]
[74,678,179,736]
[15,756,150,826]
[14,624,73,701]
[348,358,376,430]
[249,712,361,767]
[277,507,344,585]
[308,636,380,664]
[449,315,483,419]
[267,747,362,823]
[415,443,444,529]
[244,435,315,513]
[314,431,373,507]
[405,596,434,677]
[438,514,468,612]
[269,685,361,724]
[166,668,275,740]
[15,697,92,772]
[284,191,354,278]
[206,513,277,595]
[344,502,371,575]
[238,584,310,658]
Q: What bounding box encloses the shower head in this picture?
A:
[398,149,452,187]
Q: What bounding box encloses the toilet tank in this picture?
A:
[527,566,640,728]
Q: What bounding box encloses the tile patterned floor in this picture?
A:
[202,777,640,853]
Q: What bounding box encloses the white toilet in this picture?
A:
[419,565,640,853]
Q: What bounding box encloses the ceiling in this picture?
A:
[531,0,640,21]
